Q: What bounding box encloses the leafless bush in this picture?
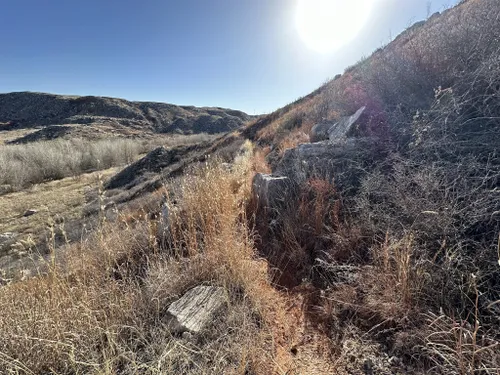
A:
[0,134,216,191]
[418,310,499,375]
[251,176,363,289]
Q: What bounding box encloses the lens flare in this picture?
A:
[296,0,374,53]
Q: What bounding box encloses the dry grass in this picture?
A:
[276,129,309,156]
[0,142,278,374]
[420,311,499,374]
[0,167,120,277]
[242,1,500,372]
[0,134,217,192]
[0,223,148,374]
[0,138,145,190]
[374,232,422,307]
[251,146,271,174]
[2,1,500,373]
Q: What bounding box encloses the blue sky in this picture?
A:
[0,0,458,114]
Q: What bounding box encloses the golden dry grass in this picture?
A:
[0,167,118,256]
[0,134,218,191]
[0,142,279,374]
[2,1,500,372]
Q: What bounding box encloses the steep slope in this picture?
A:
[242,0,500,372]
[0,1,499,374]
[245,0,499,151]
[0,92,251,142]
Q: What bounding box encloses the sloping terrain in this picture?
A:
[0,92,251,142]
[241,0,500,372]
[0,0,499,374]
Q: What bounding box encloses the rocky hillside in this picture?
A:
[0,92,251,142]
[238,0,500,372]
[0,1,499,374]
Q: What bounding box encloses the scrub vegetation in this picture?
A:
[0,0,499,373]
[0,134,214,192]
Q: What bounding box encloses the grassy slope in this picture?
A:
[246,0,500,151]
[0,0,499,373]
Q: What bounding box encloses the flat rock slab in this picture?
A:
[310,106,365,142]
[328,106,365,141]
[167,285,226,334]
[274,137,383,192]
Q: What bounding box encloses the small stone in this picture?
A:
[389,356,401,365]
[0,232,15,242]
[23,209,37,217]
[166,285,226,335]
[363,359,374,375]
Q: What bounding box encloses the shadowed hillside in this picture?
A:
[0,92,251,142]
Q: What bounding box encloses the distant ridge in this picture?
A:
[0,91,252,141]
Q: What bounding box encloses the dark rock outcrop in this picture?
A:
[252,173,296,212]
[275,137,383,193]
[7,125,73,144]
[105,145,201,190]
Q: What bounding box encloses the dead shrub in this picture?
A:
[0,222,149,374]
[252,176,363,289]
[417,310,499,375]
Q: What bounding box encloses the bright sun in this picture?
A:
[296,0,374,53]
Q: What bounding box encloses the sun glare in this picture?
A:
[296,0,374,53]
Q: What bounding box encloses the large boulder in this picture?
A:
[310,106,365,143]
[166,286,226,335]
[274,137,382,193]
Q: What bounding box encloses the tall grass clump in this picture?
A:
[158,141,273,309]
[0,138,147,190]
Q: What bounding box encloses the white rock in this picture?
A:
[310,106,365,143]
[167,286,226,334]
[0,232,15,242]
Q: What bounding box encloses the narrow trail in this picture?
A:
[253,267,337,374]
[271,288,336,374]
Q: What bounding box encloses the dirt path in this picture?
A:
[253,274,336,374]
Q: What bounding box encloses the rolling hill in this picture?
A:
[0,91,251,143]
